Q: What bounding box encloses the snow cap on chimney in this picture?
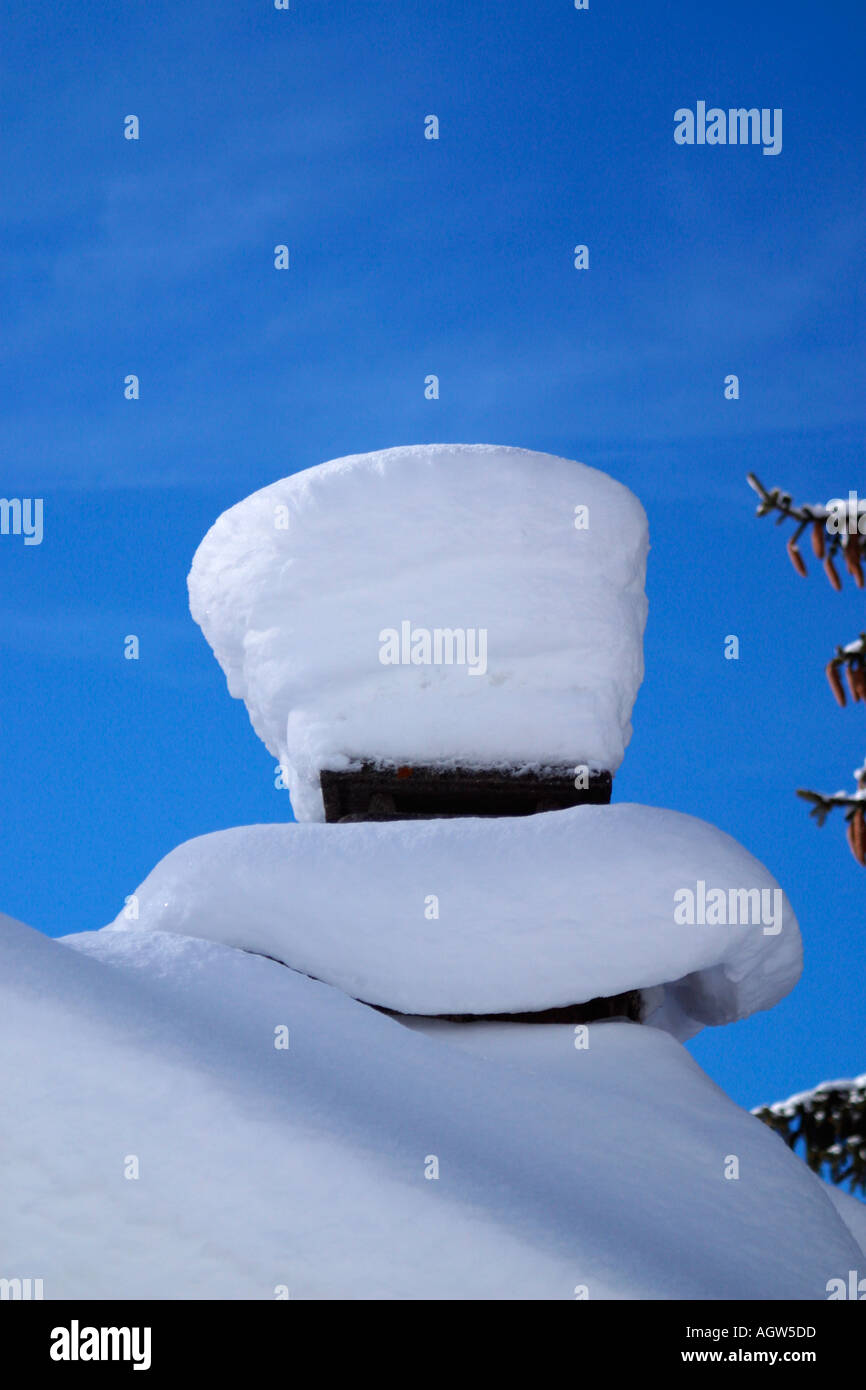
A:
[188,444,649,820]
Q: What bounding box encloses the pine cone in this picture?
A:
[787,537,808,577]
[827,661,847,707]
[811,520,827,558]
[848,807,866,866]
[824,554,843,591]
[845,537,865,589]
[845,662,861,702]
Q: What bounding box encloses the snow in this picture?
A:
[106,803,801,1032]
[765,1073,866,1116]
[5,443,851,1300]
[0,911,856,1300]
[187,445,649,820]
[825,1185,866,1256]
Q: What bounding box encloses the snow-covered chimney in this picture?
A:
[188,444,649,821]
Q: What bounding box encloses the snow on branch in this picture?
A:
[747,473,864,589]
[753,1074,866,1193]
[797,761,866,863]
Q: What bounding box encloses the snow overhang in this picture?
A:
[106,804,802,1038]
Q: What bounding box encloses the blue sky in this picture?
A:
[1,0,864,1114]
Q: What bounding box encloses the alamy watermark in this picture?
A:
[0,1277,43,1299]
[826,1270,866,1299]
[379,621,487,676]
[50,1321,152,1370]
[0,497,43,545]
[674,880,782,935]
[674,103,782,156]
[825,493,866,534]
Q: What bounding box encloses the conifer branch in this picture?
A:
[746,473,863,589]
[754,1075,866,1193]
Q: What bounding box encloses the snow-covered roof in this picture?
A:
[2,911,853,1299]
[108,803,802,1033]
[188,445,649,820]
